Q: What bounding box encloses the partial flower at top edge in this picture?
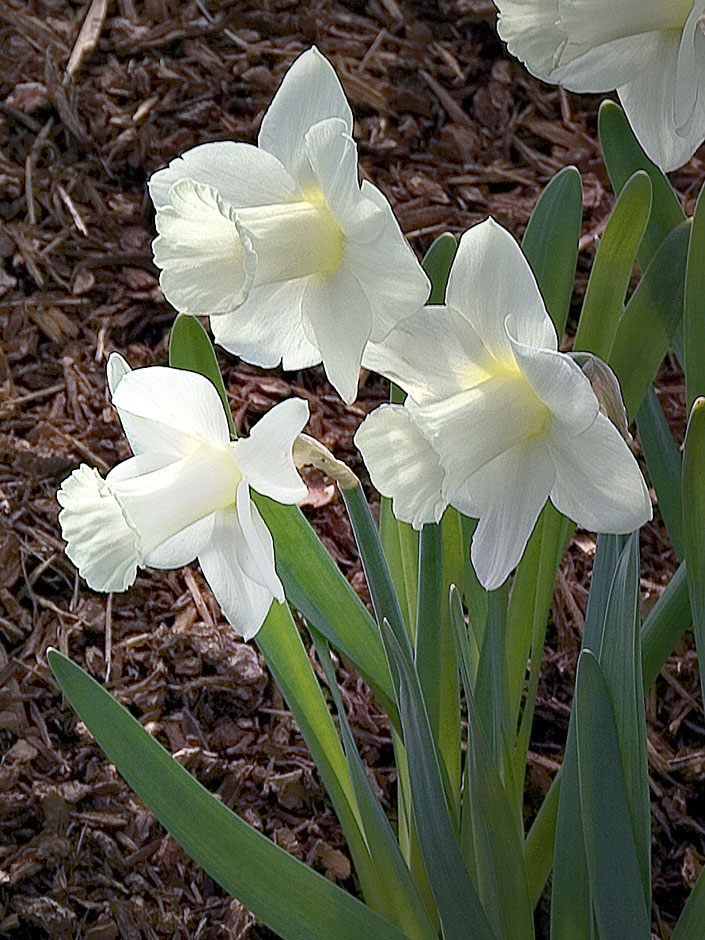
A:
[493,0,705,172]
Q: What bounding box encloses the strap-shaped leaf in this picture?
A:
[521,165,582,338]
[594,534,650,902]
[169,313,236,437]
[608,220,691,418]
[423,232,457,305]
[550,533,625,939]
[47,650,413,940]
[381,621,498,940]
[682,398,705,707]
[685,180,705,411]
[255,494,397,724]
[575,170,651,360]
[599,100,685,270]
[312,634,439,940]
[574,651,652,940]
[641,561,691,690]
[452,596,535,940]
[671,861,705,940]
[636,387,683,558]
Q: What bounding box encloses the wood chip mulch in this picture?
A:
[1,2,704,938]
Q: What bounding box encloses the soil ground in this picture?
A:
[1,2,704,938]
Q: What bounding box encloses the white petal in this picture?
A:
[111,366,231,457]
[508,334,598,436]
[354,404,447,529]
[673,2,705,130]
[347,181,431,341]
[363,304,493,404]
[551,31,663,93]
[234,398,309,503]
[446,218,556,362]
[57,465,139,592]
[258,47,353,186]
[236,482,284,599]
[302,267,372,403]
[548,412,652,532]
[410,371,547,496]
[143,513,216,568]
[148,141,297,210]
[152,179,253,315]
[198,506,280,640]
[210,278,320,371]
[107,447,240,557]
[462,439,555,591]
[618,27,705,172]
[304,119,385,240]
[107,352,131,395]
[496,0,562,78]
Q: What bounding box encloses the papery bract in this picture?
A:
[356,218,652,590]
[57,354,308,639]
[148,46,430,403]
[493,0,705,172]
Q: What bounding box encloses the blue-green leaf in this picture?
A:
[47,650,413,940]
[522,166,582,338]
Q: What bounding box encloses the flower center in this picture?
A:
[237,190,344,285]
[110,445,242,557]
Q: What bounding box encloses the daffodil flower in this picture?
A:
[494,0,705,172]
[57,354,308,639]
[148,47,430,404]
[356,218,652,591]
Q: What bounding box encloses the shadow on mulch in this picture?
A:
[1,1,704,937]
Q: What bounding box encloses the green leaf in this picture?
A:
[574,650,652,940]
[671,862,705,940]
[380,499,418,637]
[255,603,382,916]
[422,232,457,304]
[380,621,498,940]
[682,397,705,706]
[574,170,651,360]
[608,219,691,418]
[169,313,235,437]
[685,180,705,411]
[522,165,582,338]
[550,720,590,940]
[312,634,439,940]
[594,534,650,902]
[599,100,686,269]
[550,534,626,940]
[47,650,414,940]
[636,387,683,558]
[641,560,691,690]
[254,494,397,724]
[452,597,535,940]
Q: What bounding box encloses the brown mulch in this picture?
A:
[1,1,704,938]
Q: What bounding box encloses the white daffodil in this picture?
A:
[356,218,652,591]
[494,0,705,172]
[57,354,308,639]
[148,46,430,404]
